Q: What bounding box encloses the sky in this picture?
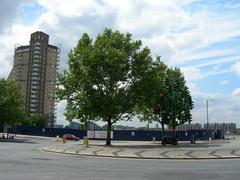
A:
[0,0,240,127]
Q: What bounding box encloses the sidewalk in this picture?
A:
[42,139,240,159]
[0,134,56,143]
[17,134,55,140]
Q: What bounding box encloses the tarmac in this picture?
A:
[42,138,240,159]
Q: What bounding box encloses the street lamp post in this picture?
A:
[206,99,214,141]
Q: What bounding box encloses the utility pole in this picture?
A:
[206,99,214,141]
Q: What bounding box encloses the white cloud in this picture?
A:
[204,68,231,77]
[1,0,240,126]
[224,2,240,9]
[0,0,22,32]
[177,48,240,63]
[33,0,240,67]
[56,100,68,125]
[181,66,231,82]
[37,0,104,17]
[181,66,203,81]
[0,24,37,78]
[231,61,240,76]
[190,88,240,126]
[179,65,239,126]
[220,80,229,86]
[178,52,240,70]
[2,0,240,73]
[232,88,240,96]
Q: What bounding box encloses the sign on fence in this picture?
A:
[87,131,113,139]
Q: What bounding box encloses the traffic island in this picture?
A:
[42,139,240,160]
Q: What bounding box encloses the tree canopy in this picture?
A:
[137,65,193,142]
[163,67,193,130]
[57,28,153,145]
[0,79,25,128]
[57,28,194,145]
[21,113,46,128]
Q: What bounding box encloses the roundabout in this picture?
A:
[43,139,240,159]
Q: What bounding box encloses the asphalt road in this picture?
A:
[0,137,240,180]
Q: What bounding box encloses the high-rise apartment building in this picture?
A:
[203,123,236,132]
[8,31,59,127]
[176,123,203,131]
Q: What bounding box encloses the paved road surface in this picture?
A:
[0,137,240,180]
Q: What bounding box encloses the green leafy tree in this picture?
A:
[0,79,25,128]
[136,57,167,134]
[161,67,193,141]
[20,117,32,126]
[57,28,153,145]
[29,113,46,128]
[137,65,193,143]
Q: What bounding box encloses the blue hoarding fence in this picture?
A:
[15,126,87,139]
[15,126,223,141]
[112,130,223,141]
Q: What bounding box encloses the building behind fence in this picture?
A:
[176,123,236,133]
[203,123,236,132]
[13,126,224,141]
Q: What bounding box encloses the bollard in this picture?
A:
[208,137,212,143]
[56,135,59,142]
[191,134,195,144]
[152,137,156,144]
[62,136,67,143]
[83,136,89,147]
[83,136,86,145]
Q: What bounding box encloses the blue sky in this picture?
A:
[19,2,44,25]
[0,0,240,127]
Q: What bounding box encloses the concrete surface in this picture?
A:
[1,136,240,180]
[43,139,240,159]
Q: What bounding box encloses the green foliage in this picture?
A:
[20,117,32,126]
[21,113,46,127]
[137,65,194,139]
[136,56,167,123]
[162,67,194,129]
[57,28,153,145]
[57,28,194,144]
[29,113,46,127]
[0,79,25,127]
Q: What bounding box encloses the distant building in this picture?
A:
[113,125,136,130]
[176,123,202,131]
[8,31,59,127]
[88,122,101,131]
[203,123,236,132]
[67,121,101,130]
[54,124,64,129]
[68,121,81,129]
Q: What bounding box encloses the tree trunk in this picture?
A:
[172,127,176,139]
[161,121,165,140]
[106,120,112,146]
[172,126,178,145]
[0,123,3,132]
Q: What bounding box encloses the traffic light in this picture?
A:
[154,92,164,114]
[154,101,161,113]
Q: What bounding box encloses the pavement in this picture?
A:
[2,137,240,180]
[42,138,240,159]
